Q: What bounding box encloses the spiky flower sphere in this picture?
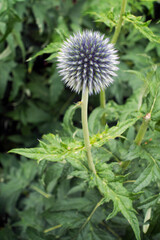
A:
[57,30,119,95]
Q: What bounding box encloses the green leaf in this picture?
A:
[0,226,16,240]
[124,13,160,43]
[62,103,81,136]
[0,46,12,60]
[32,4,45,34]
[138,194,159,210]
[9,64,26,101]
[50,197,92,212]
[49,71,64,106]
[88,107,106,134]
[9,118,138,167]
[13,25,26,61]
[44,210,85,230]
[87,11,116,30]
[95,171,140,240]
[27,42,61,61]
[9,133,84,164]
[44,163,64,193]
[9,147,64,163]
[26,102,51,124]
[26,227,44,240]
[133,163,154,192]
[0,61,16,99]
[106,202,119,221]
[91,118,138,147]
[0,9,21,42]
[15,209,42,232]
[0,161,37,215]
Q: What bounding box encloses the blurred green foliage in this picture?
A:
[1,0,160,239]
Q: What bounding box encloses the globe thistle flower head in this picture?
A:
[57,30,119,95]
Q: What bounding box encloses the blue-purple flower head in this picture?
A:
[57,30,119,95]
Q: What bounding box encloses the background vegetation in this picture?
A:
[0,0,160,239]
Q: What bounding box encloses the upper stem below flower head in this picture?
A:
[81,88,96,174]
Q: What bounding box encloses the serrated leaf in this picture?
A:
[87,11,116,30]
[96,174,140,240]
[44,210,85,229]
[9,133,84,165]
[124,13,160,43]
[91,118,138,147]
[106,202,119,221]
[9,147,65,163]
[138,195,159,210]
[133,163,153,192]
[50,197,92,212]
[9,118,138,166]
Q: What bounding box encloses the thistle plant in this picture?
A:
[57,30,119,173]
[8,0,160,238]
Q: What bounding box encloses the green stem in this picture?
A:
[81,88,96,174]
[134,113,151,146]
[79,198,104,233]
[100,0,127,119]
[100,90,106,125]
[100,89,106,108]
[111,0,128,44]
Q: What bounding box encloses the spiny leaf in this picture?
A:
[91,118,138,147]
[9,147,65,163]
[9,118,138,164]
[124,13,160,43]
[87,11,116,30]
[95,174,140,240]
[9,133,85,165]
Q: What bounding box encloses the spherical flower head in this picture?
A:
[57,30,119,95]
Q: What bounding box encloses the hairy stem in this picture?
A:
[81,88,96,174]
[134,113,151,145]
[100,0,127,120]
